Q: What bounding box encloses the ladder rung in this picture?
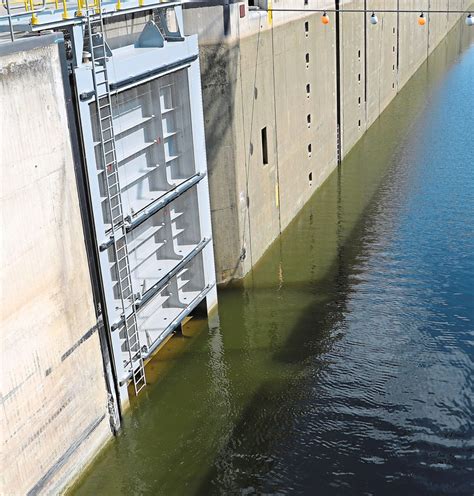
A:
[128,328,138,339]
[119,267,130,280]
[118,259,128,269]
[134,371,144,382]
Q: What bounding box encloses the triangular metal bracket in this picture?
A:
[135,20,165,48]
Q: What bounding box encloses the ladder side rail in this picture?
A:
[86,4,146,395]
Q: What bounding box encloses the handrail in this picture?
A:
[1,0,46,40]
[0,0,180,40]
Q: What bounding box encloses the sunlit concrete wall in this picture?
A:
[0,35,111,495]
[184,0,472,284]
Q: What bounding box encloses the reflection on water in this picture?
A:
[73,20,474,496]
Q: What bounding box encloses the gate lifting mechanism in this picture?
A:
[85,1,146,395]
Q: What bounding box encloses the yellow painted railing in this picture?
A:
[2,0,106,22]
[1,0,172,35]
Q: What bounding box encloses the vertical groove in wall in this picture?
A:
[427,0,431,57]
[396,0,400,82]
[335,0,342,164]
[364,0,368,103]
[270,19,282,234]
[223,0,230,36]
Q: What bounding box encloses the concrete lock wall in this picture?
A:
[0,36,111,495]
[184,0,473,284]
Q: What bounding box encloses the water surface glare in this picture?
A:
[74,22,474,496]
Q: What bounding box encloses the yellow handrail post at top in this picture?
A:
[76,0,83,16]
[61,0,69,18]
[54,0,58,9]
[116,0,121,10]
[29,0,39,23]
[94,0,100,14]
[138,0,144,6]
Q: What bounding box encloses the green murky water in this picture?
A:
[73,20,474,496]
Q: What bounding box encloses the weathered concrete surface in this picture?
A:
[0,36,111,495]
[185,1,473,284]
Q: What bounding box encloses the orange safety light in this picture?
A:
[321,12,329,25]
[418,13,426,26]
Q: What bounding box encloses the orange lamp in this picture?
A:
[321,12,329,25]
[418,13,426,26]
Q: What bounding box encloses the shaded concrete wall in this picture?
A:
[186,1,472,284]
[0,36,111,494]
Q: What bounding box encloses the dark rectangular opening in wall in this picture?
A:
[248,0,255,6]
[261,127,268,165]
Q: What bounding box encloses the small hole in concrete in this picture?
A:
[358,73,361,82]
[393,45,395,52]
[309,172,313,182]
[393,27,396,34]
[305,21,309,34]
[358,96,361,105]
[358,120,361,127]
[306,83,311,96]
[358,49,361,58]
[307,114,311,127]
[308,144,312,156]
[305,53,310,64]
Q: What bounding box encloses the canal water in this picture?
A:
[74,22,474,496]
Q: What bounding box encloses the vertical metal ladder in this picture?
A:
[86,4,146,396]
